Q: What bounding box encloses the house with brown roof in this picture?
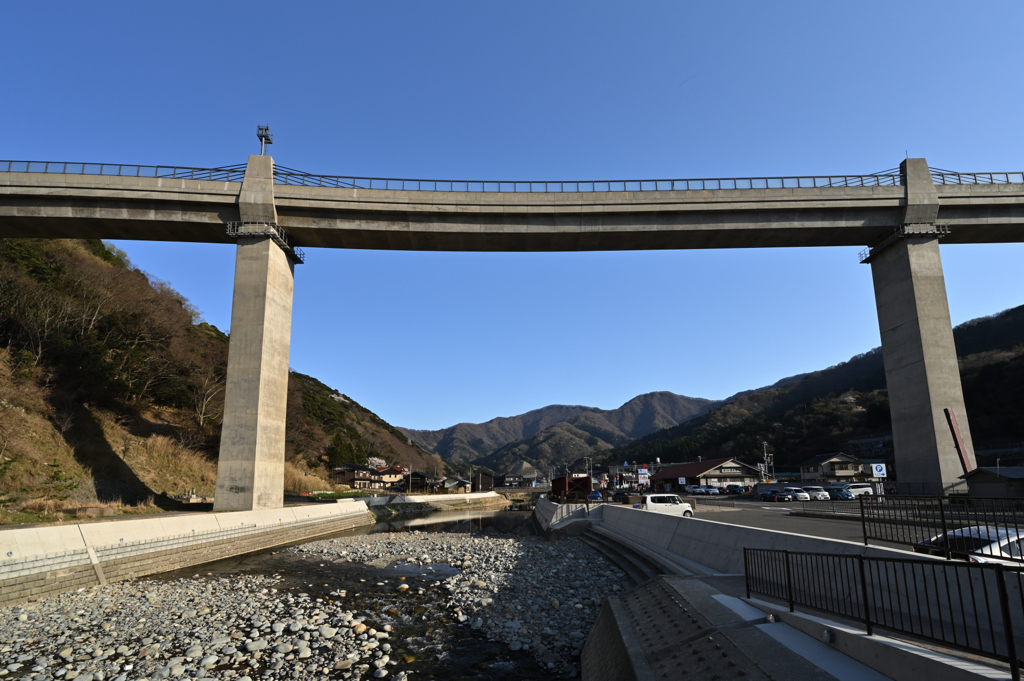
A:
[331,464,385,489]
[650,457,761,491]
[377,467,406,487]
[799,453,874,483]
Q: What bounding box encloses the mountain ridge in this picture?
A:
[399,391,719,467]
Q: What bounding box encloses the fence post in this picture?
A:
[784,550,794,612]
[938,497,951,560]
[860,494,869,546]
[995,566,1021,681]
[857,555,873,636]
[744,549,750,599]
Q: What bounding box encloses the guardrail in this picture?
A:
[6,160,1024,192]
[273,164,906,192]
[692,497,736,509]
[798,500,863,515]
[745,548,1023,679]
[0,160,247,182]
[931,169,1024,185]
[859,495,1024,563]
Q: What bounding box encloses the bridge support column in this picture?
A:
[214,156,295,511]
[866,159,975,494]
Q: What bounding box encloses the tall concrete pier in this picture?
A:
[214,156,296,511]
[867,159,976,492]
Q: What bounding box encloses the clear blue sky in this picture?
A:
[4,2,1022,430]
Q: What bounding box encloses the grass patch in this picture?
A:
[284,462,336,495]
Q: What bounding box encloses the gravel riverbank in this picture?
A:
[1,523,627,681]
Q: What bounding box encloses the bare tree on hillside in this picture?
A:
[191,372,225,428]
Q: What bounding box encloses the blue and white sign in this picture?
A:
[872,464,887,478]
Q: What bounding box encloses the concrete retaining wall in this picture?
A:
[0,501,374,608]
[601,505,925,574]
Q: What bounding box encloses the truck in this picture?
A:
[551,475,593,502]
[632,494,694,517]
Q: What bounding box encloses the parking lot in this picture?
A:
[695,496,866,543]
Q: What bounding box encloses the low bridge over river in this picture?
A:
[3,156,1022,509]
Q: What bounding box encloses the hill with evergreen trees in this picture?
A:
[603,304,1024,470]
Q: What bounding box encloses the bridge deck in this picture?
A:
[1,167,1022,250]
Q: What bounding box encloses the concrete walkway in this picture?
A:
[582,575,891,681]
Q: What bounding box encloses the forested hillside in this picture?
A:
[0,239,439,522]
[605,305,1024,469]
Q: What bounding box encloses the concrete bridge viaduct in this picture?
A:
[2,155,1022,509]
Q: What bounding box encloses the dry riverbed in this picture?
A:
[1,523,627,681]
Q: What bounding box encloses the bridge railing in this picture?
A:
[931,170,1024,185]
[273,165,905,192]
[0,161,247,182]
[7,160,1022,191]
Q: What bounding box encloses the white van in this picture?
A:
[633,494,694,517]
[842,482,875,497]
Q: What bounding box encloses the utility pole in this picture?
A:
[762,441,774,482]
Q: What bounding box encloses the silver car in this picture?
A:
[783,487,810,501]
[914,525,1024,564]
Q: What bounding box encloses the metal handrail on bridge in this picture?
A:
[0,160,247,182]
[272,164,905,192]
[4,160,1022,192]
[931,169,1024,185]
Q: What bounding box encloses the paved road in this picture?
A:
[696,503,867,544]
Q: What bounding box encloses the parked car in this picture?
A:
[914,526,1024,564]
[725,484,745,495]
[783,487,811,501]
[760,489,793,502]
[684,485,703,494]
[587,491,603,501]
[611,490,631,503]
[824,486,854,500]
[801,486,831,501]
[632,494,694,517]
[694,486,720,495]
[840,482,876,497]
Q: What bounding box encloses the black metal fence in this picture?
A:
[859,495,1024,563]
[272,165,905,192]
[0,160,247,182]
[745,548,1023,679]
